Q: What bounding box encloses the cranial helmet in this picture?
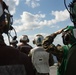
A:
[33,34,44,46]
[69,0,76,26]
[0,9,13,34]
[62,26,76,45]
[20,35,29,42]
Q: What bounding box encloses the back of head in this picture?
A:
[33,34,44,46]
[68,0,76,26]
[20,35,29,43]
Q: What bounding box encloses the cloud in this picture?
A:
[14,11,45,32]
[39,10,69,26]
[13,9,69,32]
[4,0,19,14]
[25,0,40,8]
[51,10,69,22]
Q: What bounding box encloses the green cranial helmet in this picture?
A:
[62,26,76,45]
[69,0,76,25]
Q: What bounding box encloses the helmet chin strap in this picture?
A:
[7,27,17,45]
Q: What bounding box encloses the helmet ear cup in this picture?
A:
[27,38,29,42]
[33,39,35,44]
[62,32,70,45]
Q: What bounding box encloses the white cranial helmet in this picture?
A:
[33,34,44,46]
[20,35,29,42]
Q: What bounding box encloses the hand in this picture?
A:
[55,27,66,35]
[56,29,64,34]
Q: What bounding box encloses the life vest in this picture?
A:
[31,47,50,73]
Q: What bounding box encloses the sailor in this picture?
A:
[29,34,54,75]
[18,35,32,55]
[0,1,35,75]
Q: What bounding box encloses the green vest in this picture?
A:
[57,44,71,75]
[57,26,76,75]
[64,43,76,75]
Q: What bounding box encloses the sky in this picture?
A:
[3,0,74,47]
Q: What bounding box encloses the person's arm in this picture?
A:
[28,49,33,57]
[42,28,65,49]
[44,43,63,66]
[47,44,64,63]
[49,53,54,66]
